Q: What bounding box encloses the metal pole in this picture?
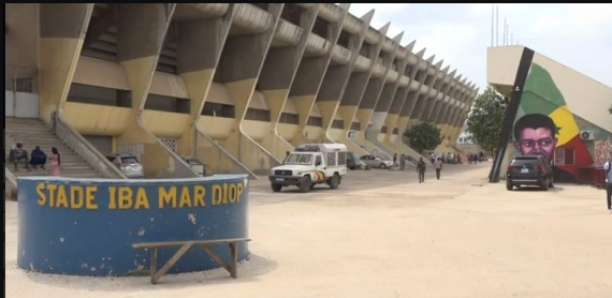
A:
[491,4,495,47]
[495,5,499,46]
[511,33,513,45]
[503,18,507,46]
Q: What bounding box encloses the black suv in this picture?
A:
[506,155,554,191]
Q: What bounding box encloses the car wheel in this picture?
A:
[328,173,340,189]
[506,181,513,191]
[541,178,549,191]
[548,178,554,188]
[299,176,312,193]
[380,163,388,169]
[271,184,282,193]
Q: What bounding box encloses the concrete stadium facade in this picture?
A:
[6,3,478,178]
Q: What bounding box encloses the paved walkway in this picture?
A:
[6,163,611,298]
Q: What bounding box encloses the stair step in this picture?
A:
[6,117,107,179]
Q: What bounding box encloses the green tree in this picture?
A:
[466,86,505,154]
[404,122,442,153]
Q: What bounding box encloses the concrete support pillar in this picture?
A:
[258,4,320,159]
[448,79,470,144]
[177,4,234,157]
[336,23,389,153]
[357,32,403,132]
[115,3,179,178]
[318,10,374,143]
[417,60,445,123]
[218,3,284,173]
[39,3,93,124]
[434,70,458,138]
[441,75,463,138]
[290,3,351,146]
[382,42,417,142]
[404,55,437,132]
[428,68,455,123]
[395,48,427,139]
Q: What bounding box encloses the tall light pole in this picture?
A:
[491,4,495,47]
[495,5,499,46]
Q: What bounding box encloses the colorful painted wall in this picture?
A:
[510,62,612,183]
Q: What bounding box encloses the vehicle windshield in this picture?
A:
[511,158,539,166]
[285,153,313,165]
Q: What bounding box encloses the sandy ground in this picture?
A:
[6,163,612,298]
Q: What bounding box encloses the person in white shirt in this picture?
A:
[604,156,612,212]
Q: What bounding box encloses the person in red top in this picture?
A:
[433,157,443,180]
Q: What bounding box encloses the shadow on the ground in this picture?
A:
[23,252,277,290]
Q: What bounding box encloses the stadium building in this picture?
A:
[6,3,478,179]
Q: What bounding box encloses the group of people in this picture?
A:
[7,143,61,176]
[416,157,444,183]
[466,152,485,164]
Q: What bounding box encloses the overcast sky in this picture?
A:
[348,4,612,91]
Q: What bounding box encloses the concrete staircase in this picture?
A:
[5,117,102,179]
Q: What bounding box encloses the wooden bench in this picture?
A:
[132,238,251,284]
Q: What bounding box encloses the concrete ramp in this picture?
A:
[488,46,612,183]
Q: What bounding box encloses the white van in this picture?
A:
[269,143,348,193]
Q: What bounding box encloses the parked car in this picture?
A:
[360,154,395,169]
[182,157,207,176]
[106,154,145,179]
[506,155,553,191]
[347,151,368,170]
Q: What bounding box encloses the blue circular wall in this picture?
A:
[17,174,249,276]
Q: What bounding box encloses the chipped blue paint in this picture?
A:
[17,175,249,277]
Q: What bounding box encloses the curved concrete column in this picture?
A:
[436,73,459,139]
[290,3,351,146]
[400,54,436,134]
[415,59,445,125]
[319,10,375,144]
[256,4,320,160]
[115,3,195,178]
[441,75,463,138]
[215,3,284,175]
[425,66,452,122]
[361,33,406,159]
[336,22,389,154]
[357,32,403,158]
[447,78,470,144]
[39,3,93,124]
[395,48,427,139]
[176,4,234,156]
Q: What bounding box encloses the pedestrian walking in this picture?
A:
[603,156,612,213]
[434,157,443,180]
[417,157,426,183]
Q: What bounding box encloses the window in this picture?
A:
[245,108,271,121]
[315,155,322,166]
[67,83,124,107]
[332,119,344,129]
[554,148,575,166]
[144,94,190,114]
[279,113,299,124]
[392,127,399,134]
[326,152,337,166]
[201,102,235,118]
[13,78,32,93]
[337,151,347,166]
[380,126,388,133]
[350,122,361,131]
[307,116,323,127]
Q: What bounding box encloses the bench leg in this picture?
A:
[150,248,158,285]
[199,244,232,275]
[151,243,192,284]
[229,242,237,279]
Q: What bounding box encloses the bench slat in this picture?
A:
[133,238,251,249]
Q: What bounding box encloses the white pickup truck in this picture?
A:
[268,143,348,193]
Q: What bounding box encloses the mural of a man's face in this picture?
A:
[514,127,557,163]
